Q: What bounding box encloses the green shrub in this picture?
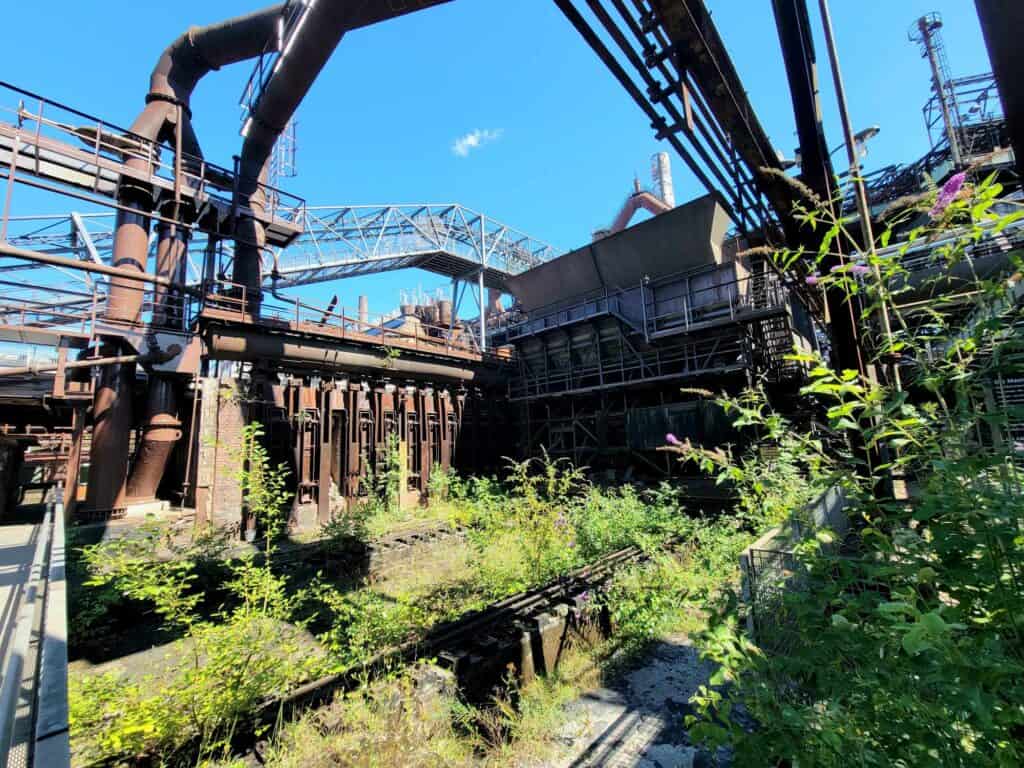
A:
[684,173,1024,767]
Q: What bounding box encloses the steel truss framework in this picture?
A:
[273,205,558,289]
[2,204,558,289]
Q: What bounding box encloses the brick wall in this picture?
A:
[194,377,244,530]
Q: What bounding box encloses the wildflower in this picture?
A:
[805,273,820,286]
[929,171,966,219]
[578,590,591,604]
[567,539,576,549]
[666,433,682,446]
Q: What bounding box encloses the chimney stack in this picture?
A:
[651,152,676,208]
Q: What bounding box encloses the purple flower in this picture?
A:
[805,273,820,286]
[666,433,682,446]
[567,539,576,549]
[929,171,966,219]
[850,264,871,276]
[578,590,591,604]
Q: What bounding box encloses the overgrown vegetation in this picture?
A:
[68,437,721,764]
[69,430,314,764]
[71,173,1023,765]
[681,173,1024,766]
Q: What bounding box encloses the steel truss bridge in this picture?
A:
[2,204,559,291]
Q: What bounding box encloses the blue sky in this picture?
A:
[2,0,993,314]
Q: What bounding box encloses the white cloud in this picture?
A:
[451,128,504,157]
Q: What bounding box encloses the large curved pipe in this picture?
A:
[232,2,360,297]
[88,6,285,513]
[109,3,286,323]
[231,0,455,296]
[607,191,671,235]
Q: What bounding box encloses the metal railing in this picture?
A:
[498,266,790,343]
[647,270,788,337]
[0,281,195,338]
[272,204,560,287]
[202,280,496,361]
[0,490,67,768]
[0,80,305,242]
[509,329,746,401]
[740,486,848,653]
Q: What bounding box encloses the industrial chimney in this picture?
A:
[651,152,676,208]
[358,295,369,329]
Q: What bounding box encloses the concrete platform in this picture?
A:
[0,506,47,768]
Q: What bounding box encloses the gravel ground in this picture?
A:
[539,635,726,768]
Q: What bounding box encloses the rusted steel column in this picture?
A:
[87,196,151,514]
[104,201,152,325]
[317,386,333,524]
[153,220,190,328]
[123,216,189,502]
[975,0,1024,178]
[62,406,86,519]
[84,359,135,513]
[125,377,182,502]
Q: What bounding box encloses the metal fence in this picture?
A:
[740,486,848,652]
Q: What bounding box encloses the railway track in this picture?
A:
[167,541,662,766]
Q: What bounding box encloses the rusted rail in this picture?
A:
[162,540,665,765]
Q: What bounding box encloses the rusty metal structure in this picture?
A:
[0,0,1020,530]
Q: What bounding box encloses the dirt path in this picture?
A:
[541,635,722,768]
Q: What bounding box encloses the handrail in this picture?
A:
[0,79,305,235]
[502,268,788,340]
[203,279,501,362]
[0,499,54,764]
[34,489,70,767]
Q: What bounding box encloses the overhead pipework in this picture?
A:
[974,0,1024,178]
[229,0,454,302]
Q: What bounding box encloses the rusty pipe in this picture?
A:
[152,220,190,328]
[233,1,357,298]
[231,1,456,297]
[0,241,177,287]
[126,376,182,502]
[146,4,286,111]
[206,328,505,385]
[0,351,164,378]
[128,212,186,499]
[84,356,135,513]
[110,3,285,321]
[89,6,283,515]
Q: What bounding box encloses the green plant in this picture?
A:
[70,518,325,763]
[682,174,1024,767]
[604,552,690,646]
[379,345,402,370]
[236,421,292,540]
[428,462,457,501]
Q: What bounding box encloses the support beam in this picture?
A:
[771,0,834,201]
[975,0,1024,178]
[0,241,174,287]
[70,212,103,265]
